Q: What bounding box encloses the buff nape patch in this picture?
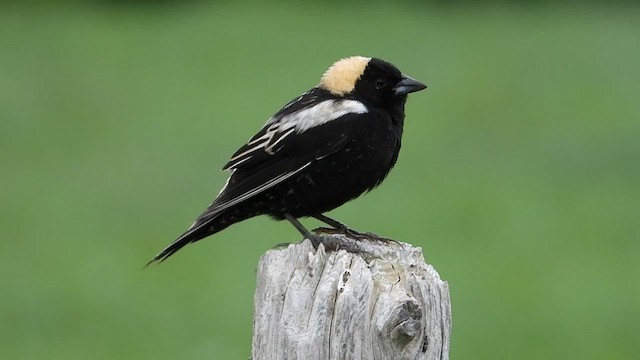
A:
[319,56,371,96]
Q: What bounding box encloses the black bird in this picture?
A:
[150,56,426,263]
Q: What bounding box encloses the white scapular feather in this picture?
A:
[277,99,368,132]
[227,100,368,167]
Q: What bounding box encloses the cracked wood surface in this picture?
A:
[251,235,451,360]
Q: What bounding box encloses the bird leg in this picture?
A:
[285,213,396,249]
[284,213,321,247]
[312,214,395,243]
[312,214,349,230]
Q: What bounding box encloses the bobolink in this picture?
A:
[150,56,426,263]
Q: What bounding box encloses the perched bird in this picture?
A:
[150,56,426,263]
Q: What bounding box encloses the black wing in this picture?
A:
[149,90,366,263]
[212,87,366,211]
[198,114,357,225]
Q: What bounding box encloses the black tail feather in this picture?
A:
[146,226,208,266]
[147,205,261,266]
[146,212,226,266]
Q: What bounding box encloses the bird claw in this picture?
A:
[271,242,293,249]
[312,226,396,244]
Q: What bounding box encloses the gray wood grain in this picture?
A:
[251,235,451,360]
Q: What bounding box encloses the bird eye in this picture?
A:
[374,78,387,89]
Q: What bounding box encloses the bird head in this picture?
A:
[319,56,427,108]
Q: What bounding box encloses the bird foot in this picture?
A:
[312,226,397,244]
[271,242,293,249]
[305,228,398,257]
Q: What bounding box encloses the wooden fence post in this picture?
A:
[251,234,452,360]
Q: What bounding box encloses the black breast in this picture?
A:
[258,109,403,219]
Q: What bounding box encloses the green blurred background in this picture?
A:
[1,1,639,359]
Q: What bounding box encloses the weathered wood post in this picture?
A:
[251,234,452,360]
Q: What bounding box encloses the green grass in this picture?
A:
[1,2,639,359]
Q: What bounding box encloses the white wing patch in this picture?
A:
[278,99,368,132]
[226,100,367,169]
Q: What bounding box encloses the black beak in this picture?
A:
[394,74,427,96]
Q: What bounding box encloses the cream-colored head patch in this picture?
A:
[319,56,371,96]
